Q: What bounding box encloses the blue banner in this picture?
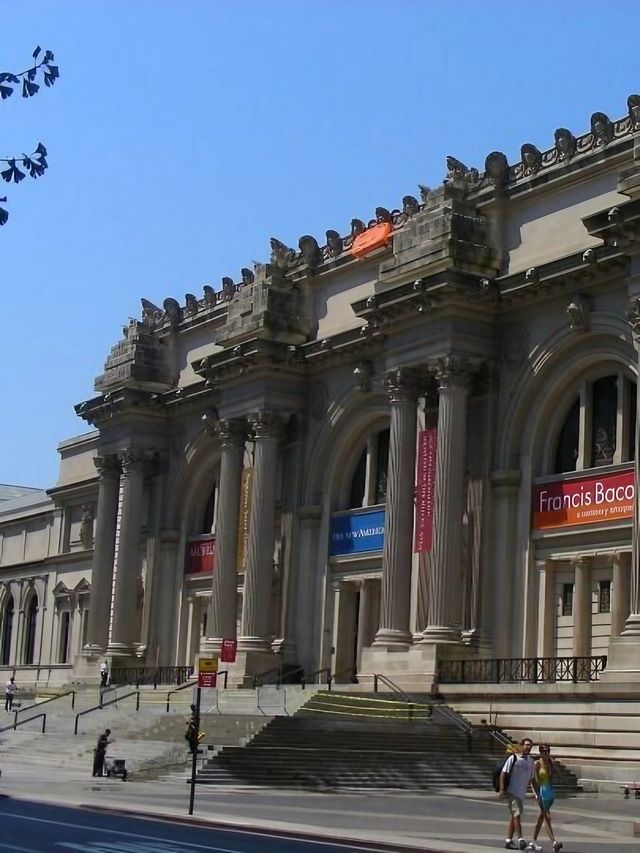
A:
[329,508,385,556]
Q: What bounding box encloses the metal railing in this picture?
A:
[165,671,228,712]
[302,667,331,688]
[252,664,305,689]
[109,666,194,688]
[74,690,140,735]
[372,673,432,724]
[328,666,358,689]
[13,689,75,729]
[0,711,47,734]
[438,655,608,684]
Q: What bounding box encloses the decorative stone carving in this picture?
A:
[350,218,366,238]
[479,277,501,302]
[554,127,577,160]
[185,293,198,314]
[484,151,509,189]
[591,111,613,146]
[162,298,182,327]
[214,417,246,447]
[220,277,234,301]
[501,324,530,367]
[140,298,163,325]
[249,411,284,440]
[285,344,306,366]
[521,143,542,175]
[431,354,472,389]
[325,229,343,257]
[525,267,540,288]
[375,207,392,224]
[582,248,597,266]
[402,195,420,217]
[269,238,296,272]
[120,448,146,474]
[385,366,420,403]
[309,381,329,421]
[566,296,588,332]
[353,359,373,393]
[203,284,217,308]
[628,94,640,131]
[298,235,321,269]
[241,267,255,286]
[94,454,120,480]
[418,184,431,203]
[79,504,94,550]
[201,409,219,434]
[626,297,640,339]
[413,278,434,313]
[446,156,469,182]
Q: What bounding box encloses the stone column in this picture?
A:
[356,580,372,663]
[422,356,471,643]
[611,551,631,637]
[108,449,146,656]
[573,556,592,657]
[374,367,420,647]
[208,419,246,649]
[84,455,120,655]
[537,559,556,657]
[238,413,282,652]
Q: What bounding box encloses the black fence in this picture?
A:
[109,666,194,687]
[438,655,607,685]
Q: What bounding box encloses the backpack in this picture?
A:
[492,752,517,793]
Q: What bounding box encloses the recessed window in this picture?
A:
[347,428,390,509]
[562,583,574,617]
[598,580,611,614]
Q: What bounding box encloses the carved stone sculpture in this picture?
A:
[446,156,469,182]
[554,127,577,160]
[222,276,235,300]
[79,504,94,550]
[140,298,163,324]
[566,297,588,332]
[298,235,321,268]
[402,195,420,217]
[326,229,343,257]
[270,238,296,271]
[521,143,542,175]
[418,184,431,203]
[163,297,182,327]
[185,293,198,314]
[375,206,392,224]
[241,267,255,286]
[353,360,373,393]
[203,284,217,308]
[628,95,640,131]
[484,151,509,189]
[591,112,613,146]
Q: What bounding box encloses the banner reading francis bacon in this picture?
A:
[532,468,634,530]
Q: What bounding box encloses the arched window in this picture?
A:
[201,483,217,534]
[59,611,71,664]
[553,373,636,474]
[1,596,13,666]
[24,595,38,665]
[347,427,390,508]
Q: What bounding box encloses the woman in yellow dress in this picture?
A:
[529,744,562,851]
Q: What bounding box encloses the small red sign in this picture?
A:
[186,536,215,574]
[220,638,237,663]
[414,426,438,552]
[198,671,217,688]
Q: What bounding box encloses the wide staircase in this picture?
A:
[196,692,582,793]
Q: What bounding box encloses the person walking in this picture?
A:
[499,737,536,850]
[528,744,562,852]
[92,728,112,777]
[99,660,109,688]
[4,676,17,712]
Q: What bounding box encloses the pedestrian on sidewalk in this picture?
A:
[4,676,17,712]
[99,660,109,688]
[92,728,112,777]
[529,744,562,852]
[499,736,535,850]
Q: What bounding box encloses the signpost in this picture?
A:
[189,656,219,815]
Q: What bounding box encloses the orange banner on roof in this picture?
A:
[351,222,392,258]
[532,469,634,529]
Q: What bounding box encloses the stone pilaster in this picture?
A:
[209,418,246,648]
[108,449,146,657]
[422,355,471,643]
[573,556,592,657]
[374,367,420,648]
[83,454,120,655]
[536,560,556,658]
[238,413,282,652]
[611,551,631,637]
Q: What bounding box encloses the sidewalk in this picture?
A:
[1,769,639,853]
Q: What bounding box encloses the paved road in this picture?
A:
[0,798,421,852]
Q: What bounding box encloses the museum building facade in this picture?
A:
[3,94,640,688]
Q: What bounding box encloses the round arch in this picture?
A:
[165,427,222,534]
[497,315,636,471]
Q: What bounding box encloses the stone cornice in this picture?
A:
[75,388,164,427]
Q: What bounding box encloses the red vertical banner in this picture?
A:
[414,427,438,552]
[220,638,237,663]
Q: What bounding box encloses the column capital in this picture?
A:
[384,366,421,404]
[249,411,284,440]
[572,554,593,569]
[626,296,640,343]
[119,448,147,474]
[94,454,120,480]
[215,417,247,448]
[430,354,473,390]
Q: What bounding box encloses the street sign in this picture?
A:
[198,657,218,688]
[220,638,237,663]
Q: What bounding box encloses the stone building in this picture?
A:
[3,93,640,691]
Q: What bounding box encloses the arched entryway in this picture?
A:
[1,596,14,666]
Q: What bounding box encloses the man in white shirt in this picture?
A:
[499,737,535,850]
[4,676,17,712]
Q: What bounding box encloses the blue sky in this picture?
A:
[3,0,640,488]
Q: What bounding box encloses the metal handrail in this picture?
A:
[13,689,75,728]
[372,673,430,722]
[302,667,331,687]
[0,711,47,734]
[327,666,358,690]
[74,690,140,735]
[99,684,121,707]
[252,664,283,689]
[165,677,197,713]
[437,654,608,684]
